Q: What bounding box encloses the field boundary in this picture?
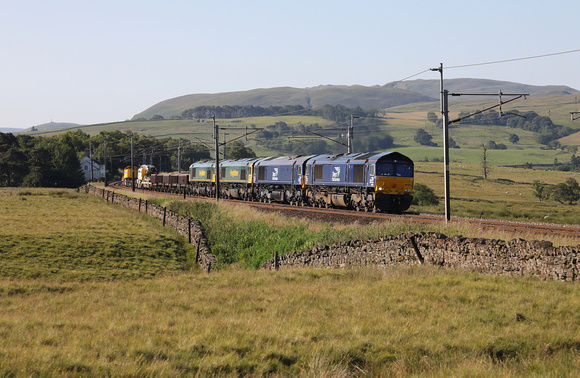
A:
[83,184,216,272]
[264,232,579,282]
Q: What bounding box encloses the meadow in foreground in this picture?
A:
[1,187,578,376]
[0,268,578,376]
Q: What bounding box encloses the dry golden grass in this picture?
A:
[1,268,578,376]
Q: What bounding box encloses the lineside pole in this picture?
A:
[131,135,135,192]
[213,115,219,202]
[431,63,451,222]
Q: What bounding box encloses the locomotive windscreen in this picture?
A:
[377,162,413,177]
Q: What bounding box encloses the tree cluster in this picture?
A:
[181,105,313,120]
[414,129,437,147]
[179,104,378,123]
[553,153,580,172]
[0,130,211,188]
[532,178,580,204]
[456,110,574,145]
[0,132,85,188]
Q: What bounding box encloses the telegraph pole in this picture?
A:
[131,135,135,192]
[223,132,227,159]
[213,115,220,201]
[89,142,93,182]
[103,139,108,187]
[431,63,451,222]
[349,115,358,154]
[431,63,528,223]
[178,139,182,173]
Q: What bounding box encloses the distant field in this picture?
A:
[412,162,580,225]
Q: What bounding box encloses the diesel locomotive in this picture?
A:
[128,152,414,213]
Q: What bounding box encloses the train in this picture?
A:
[123,152,414,213]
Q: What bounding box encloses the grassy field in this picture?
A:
[1,187,579,375]
[411,162,580,224]
[1,266,579,376]
[0,188,195,280]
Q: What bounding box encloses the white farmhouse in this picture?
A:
[80,156,105,181]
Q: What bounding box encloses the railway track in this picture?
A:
[107,182,580,238]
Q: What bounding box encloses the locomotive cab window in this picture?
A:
[369,164,375,176]
[377,163,394,176]
[396,163,413,177]
[191,168,196,177]
[297,166,302,175]
[258,166,266,180]
[240,169,247,180]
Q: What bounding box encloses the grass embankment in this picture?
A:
[162,197,580,270]
[1,187,579,375]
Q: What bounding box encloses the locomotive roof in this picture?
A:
[254,155,316,166]
[307,151,412,164]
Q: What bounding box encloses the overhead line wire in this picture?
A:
[445,48,580,70]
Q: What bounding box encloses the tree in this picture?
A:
[508,133,519,144]
[411,183,439,206]
[366,134,394,152]
[449,137,459,149]
[49,133,85,187]
[427,111,438,123]
[551,178,580,204]
[225,141,256,159]
[532,180,551,202]
[414,129,436,146]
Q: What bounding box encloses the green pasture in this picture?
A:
[0,188,195,280]
[412,162,580,224]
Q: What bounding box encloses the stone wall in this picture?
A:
[84,184,216,272]
[263,232,579,282]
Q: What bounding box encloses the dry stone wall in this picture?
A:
[263,232,579,282]
[84,184,216,272]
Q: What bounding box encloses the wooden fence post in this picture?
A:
[188,218,192,244]
[195,238,201,265]
[408,235,424,264]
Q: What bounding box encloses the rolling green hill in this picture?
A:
[385,78,578,99]
[132,85,437,120]
[132,80,579,121]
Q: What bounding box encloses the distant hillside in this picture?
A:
[133,80,579,121]
[0,128,25,133]
[21,122,81,132]
[385,78,579,98]
[132,85,436,120]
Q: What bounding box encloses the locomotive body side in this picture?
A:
[219,158,261,200]
[253,155,314,204]
[189,160,215,197]
[122,166,138,187]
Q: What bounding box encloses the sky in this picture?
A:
[1,0,579,129]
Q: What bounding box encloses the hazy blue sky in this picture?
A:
[1,0,579,129]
